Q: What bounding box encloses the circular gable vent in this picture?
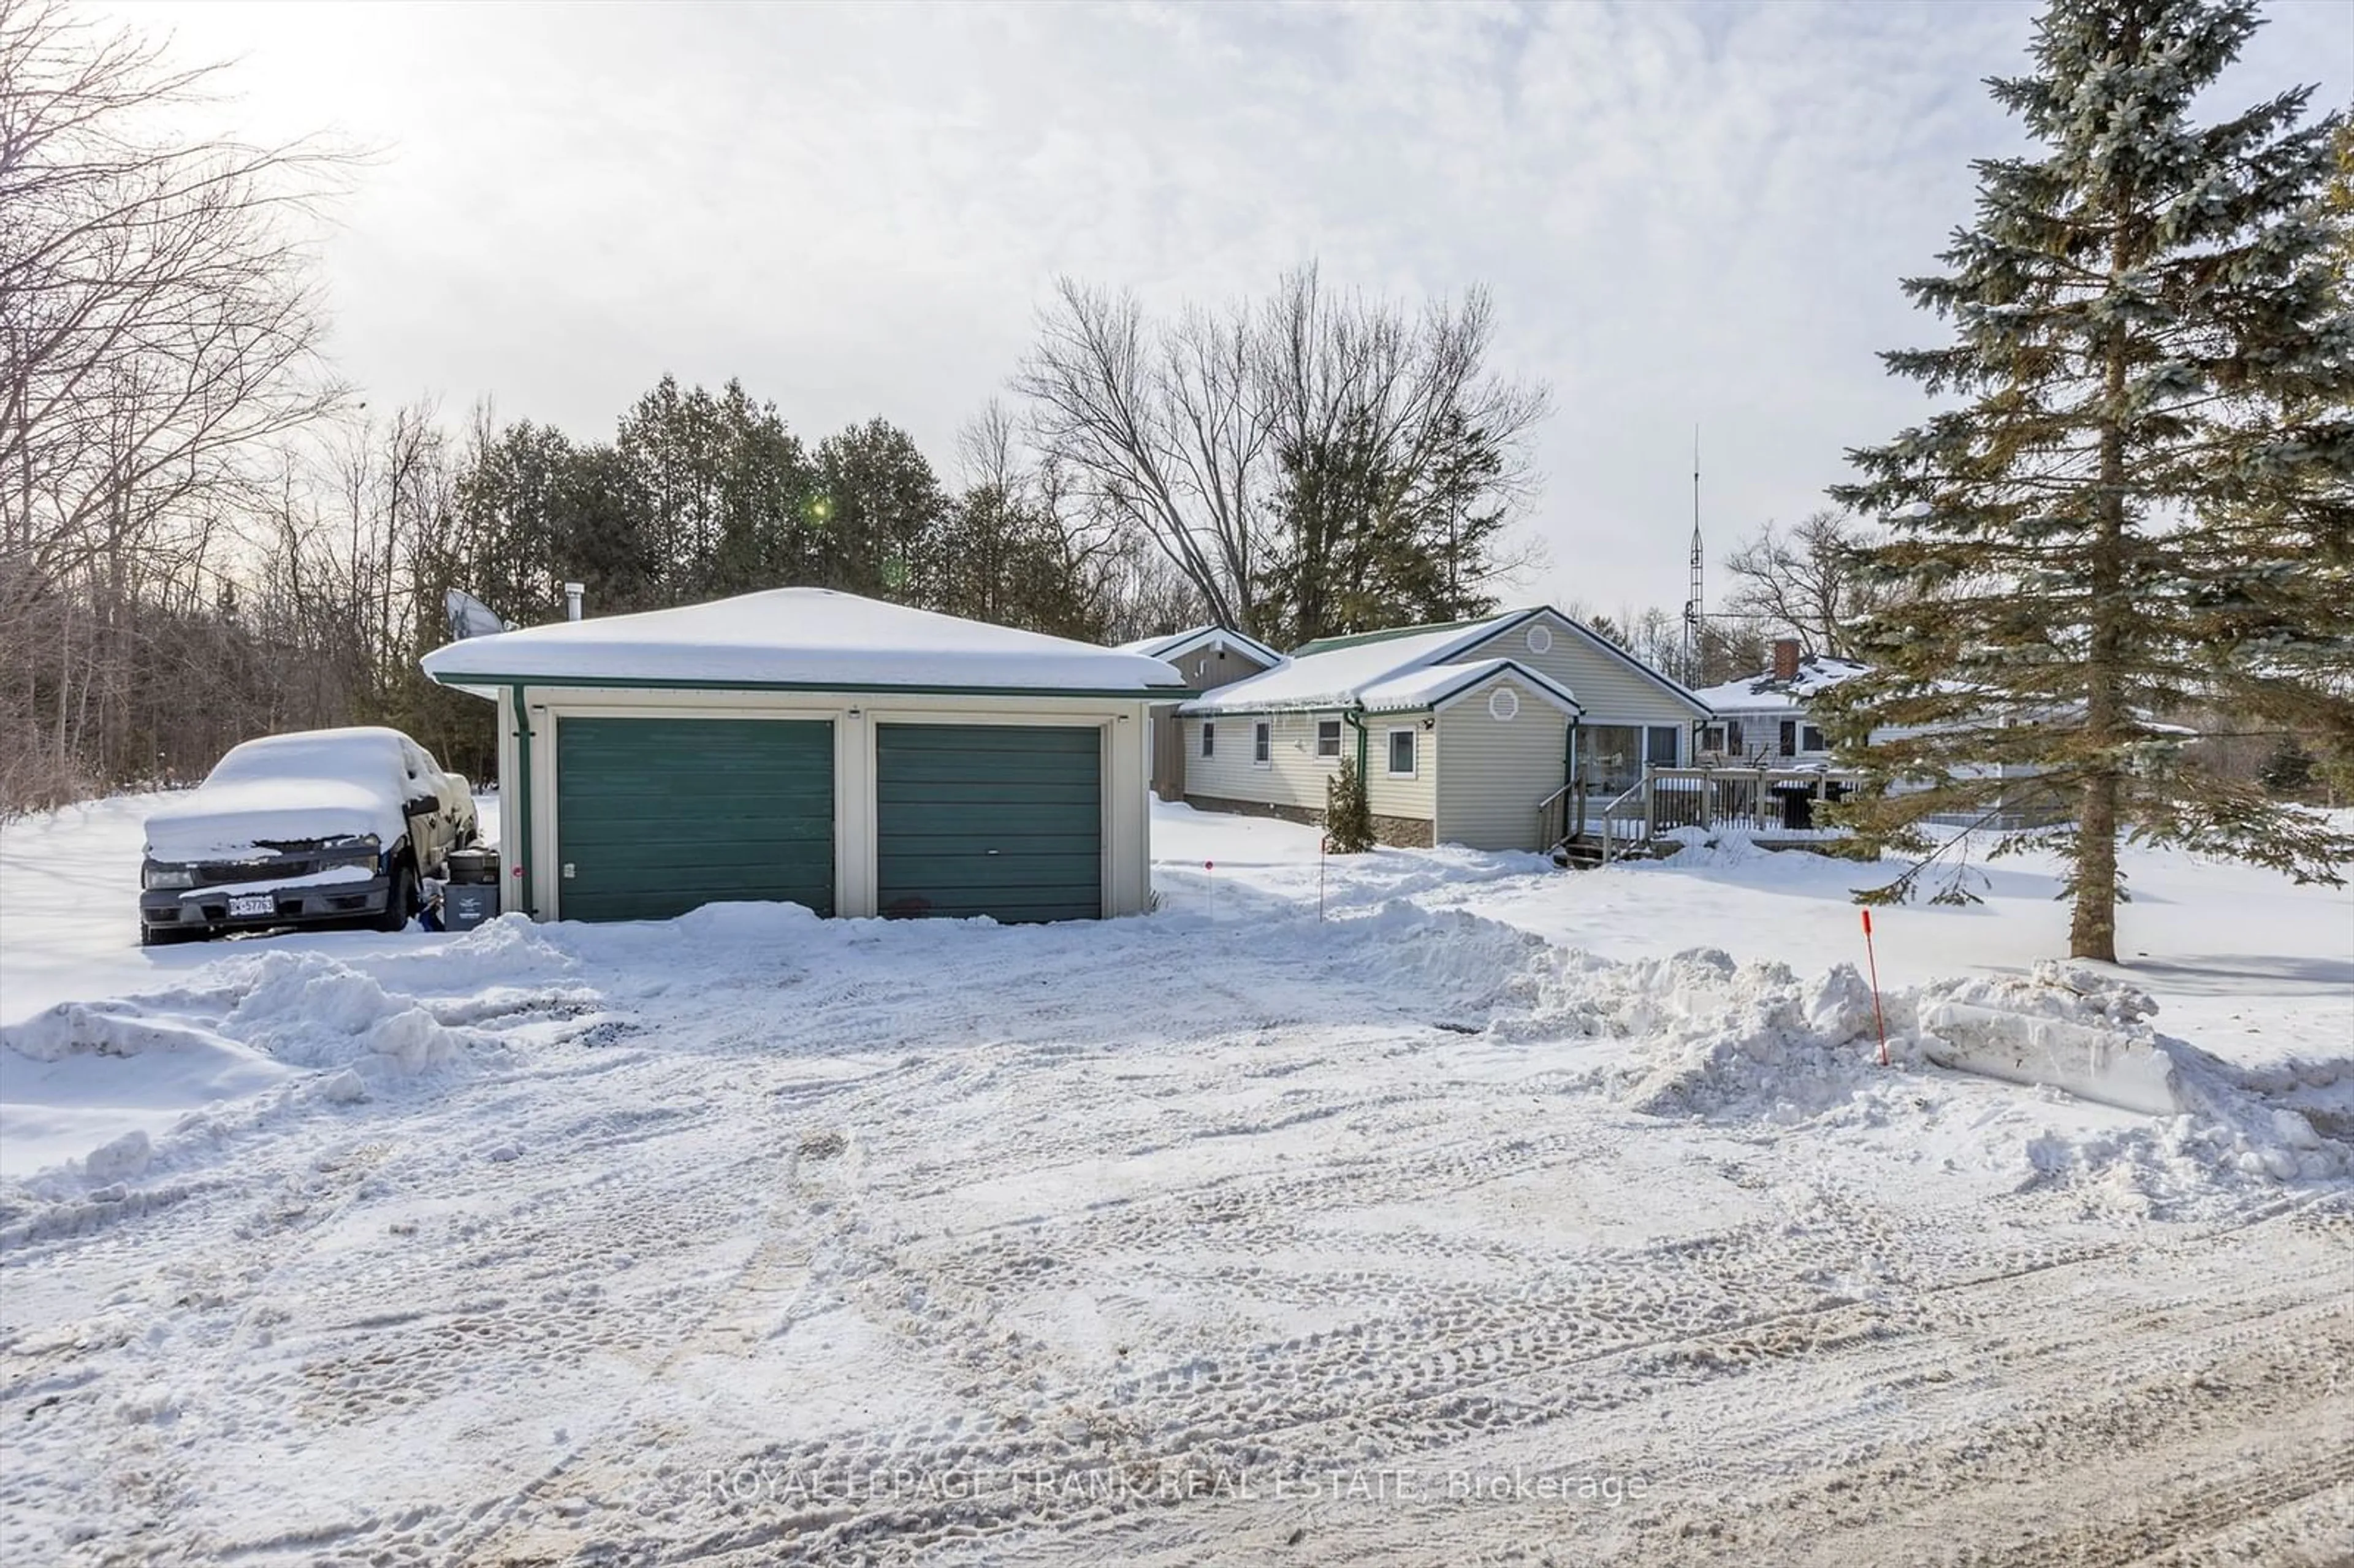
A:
[1525,625,1553,655]
[1488,687,1520,721]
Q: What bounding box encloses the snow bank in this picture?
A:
[362,913,581,995]
[1339,902,1556,1012]
[1490,946,1884,1119]
[219,951,471,1071]
[1480,947,2350,1200]
[0,943,535,1186]
[4,998,254,1064]
[1916,964,2350,1183]
[1916,962,2179,1114]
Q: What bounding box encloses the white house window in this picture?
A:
[1387,728,1417,777]
[1525,624,1553,655]
[1801,723,1827,753]
[1316,718,1342,759]
[1645,725,1682,768]
[1201,722,1216,758]
[1701,723,1726,753]
[1252,720,1272,767]
[1488,687,1520,721]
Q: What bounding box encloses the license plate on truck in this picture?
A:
[229,893,274,919]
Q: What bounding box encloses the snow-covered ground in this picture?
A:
[1,796,2349,1564]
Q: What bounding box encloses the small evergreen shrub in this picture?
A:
[1325,757,1374,853]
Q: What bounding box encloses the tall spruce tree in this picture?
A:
[1821,0,2354,962]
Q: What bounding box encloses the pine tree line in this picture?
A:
[1,372,1198,809]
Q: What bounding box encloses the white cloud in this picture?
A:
[104,0,2354,615]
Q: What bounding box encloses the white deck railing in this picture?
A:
[1547,766,1868,858]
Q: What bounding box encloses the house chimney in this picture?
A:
[564,582,584,622]
[1772,637,1800,683]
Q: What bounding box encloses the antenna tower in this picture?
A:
[1683,428,1704,684]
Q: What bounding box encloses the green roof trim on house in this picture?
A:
[1291,615,1499,658]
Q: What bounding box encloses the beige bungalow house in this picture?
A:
[1177,607,1712,851]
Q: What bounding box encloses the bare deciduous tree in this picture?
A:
[1013,265,1547,645]
[1720,509,1893,660]
[0,0,349,809]
[1014,278,1265,633]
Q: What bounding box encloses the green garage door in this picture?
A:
[556,717,834,921]
[876,724,1100,922]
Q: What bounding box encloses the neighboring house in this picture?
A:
[419,588,1187,924]
[1118,625,1286,800]
[1176,606,1712,851]
[1694,639,2095,829]
[1688,639,1872,764]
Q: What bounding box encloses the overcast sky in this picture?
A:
[107,0,2352,617]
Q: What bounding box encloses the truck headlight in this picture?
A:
[145,866,195,890]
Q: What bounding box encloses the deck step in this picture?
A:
[1548,835,1663,869]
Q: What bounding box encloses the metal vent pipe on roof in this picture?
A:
[564,582,584,622]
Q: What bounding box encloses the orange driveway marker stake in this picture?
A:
[1862,907,1890,1067]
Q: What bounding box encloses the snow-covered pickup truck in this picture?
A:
[139,728,479,945]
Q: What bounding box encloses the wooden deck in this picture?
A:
[1542,766,1868,867]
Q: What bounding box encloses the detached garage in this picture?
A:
[418,588,1186,924]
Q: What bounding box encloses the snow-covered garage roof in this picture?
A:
[421,588,1189,696]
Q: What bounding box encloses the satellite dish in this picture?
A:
[444,588,514,641]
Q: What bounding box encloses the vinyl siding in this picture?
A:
[1434,675,1572,850]
[1148,646,1278,799]
[1167,647,1279,691]
[1183,710,1436,823]
[1450,614,1703,729]
[1183,710,1340,810]
[1368,719,1437,820]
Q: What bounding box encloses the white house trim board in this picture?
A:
[1181,607,1693,721]
[1122,624,1286,669]
[1405,660,1582,719]
[1449,609,1713,718]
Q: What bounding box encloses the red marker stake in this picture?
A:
[1861,907,1890,1067]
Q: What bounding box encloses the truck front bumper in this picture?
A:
[140,873,394,935]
